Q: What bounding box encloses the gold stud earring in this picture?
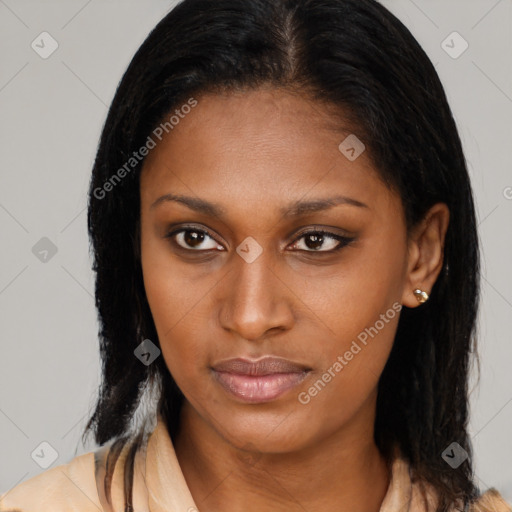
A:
[413,289,429,304]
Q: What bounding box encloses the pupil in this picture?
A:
[306,233,323,250]
[185,230,204,247]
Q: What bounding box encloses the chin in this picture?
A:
[211,409,318,455]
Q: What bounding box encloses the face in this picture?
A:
[139,87,411,454]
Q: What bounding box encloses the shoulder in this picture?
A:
[468,488,512,512]
[396,452,511,512]
[0,451,101,512]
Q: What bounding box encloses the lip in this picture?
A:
[211,356,311,403]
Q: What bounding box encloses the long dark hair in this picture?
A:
[83,0,482,510]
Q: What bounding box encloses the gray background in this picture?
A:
[1,0,511,501]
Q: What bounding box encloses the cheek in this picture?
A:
[297,306,400,431]
[140,233,199,384]
[142,264,203,370]
[287,231,405,346]
[145,280,208,403]
[141,255,227,408]
[140,225,208,336]
[293,231,405,398]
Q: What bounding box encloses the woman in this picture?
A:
[1,0,510,511]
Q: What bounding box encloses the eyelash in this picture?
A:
[164,226,355,254]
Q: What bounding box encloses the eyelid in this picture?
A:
[291,225,354,240]
[289,228,355,252]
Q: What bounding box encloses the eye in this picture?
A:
[289,230,355,253]
[166,227,224,251]
[165,226,355,254]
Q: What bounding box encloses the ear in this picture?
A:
[401,202,450,308]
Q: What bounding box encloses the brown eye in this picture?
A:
[166,227,224,251]
[183,230,206,248]
[290,230,355,253]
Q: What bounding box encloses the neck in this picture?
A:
[174,396,391,512]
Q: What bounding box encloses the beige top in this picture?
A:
[1,413,510,512]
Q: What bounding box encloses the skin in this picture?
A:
[139,87,450,512]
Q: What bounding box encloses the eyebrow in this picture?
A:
[150,193,368,218]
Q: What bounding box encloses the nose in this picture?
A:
[219,248,295,342]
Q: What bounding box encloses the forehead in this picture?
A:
[140,88,393,216]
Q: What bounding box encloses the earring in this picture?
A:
[413,289,429,304]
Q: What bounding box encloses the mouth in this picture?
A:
[211,356,312,404]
